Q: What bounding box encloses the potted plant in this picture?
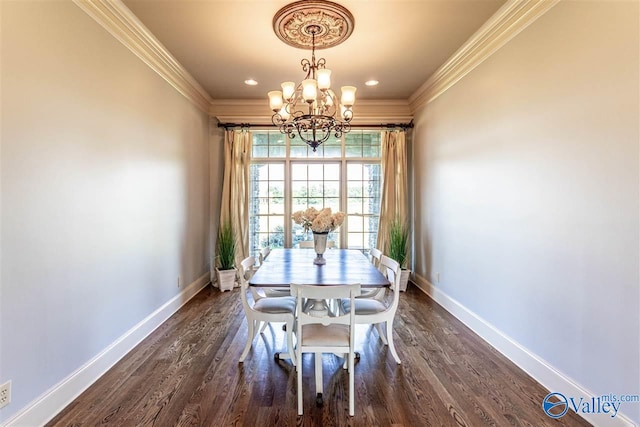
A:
[388,218,410,292]
[216,220,237,292]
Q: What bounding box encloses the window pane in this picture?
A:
[324,146,341,158]
[290,144,308,158]
[362,144,380,158]
[291,164,307,180]
[291,181,307,197]
[258,180,269,197]
[308,181,324,196]
[308,197,323,207]
[347,181,361,198]
[258,197,269,215]
[345,131,362,157]
[347,198,361,214]
[252,131,286,158]
[347,163,363,180]
[362,198,379,215]
[271,197,285,214]
[253,145,268,158]
[269,145,285,157]
[253,133,268,146]
[348,215,364,232]
[292,198,307,212]
[324,181,339,197]
[268,164,285,180]
[324,163,340,177]
[268,182,284,198]
[325,197,339,211]
[348,233,363,249]
[308,164,324,179]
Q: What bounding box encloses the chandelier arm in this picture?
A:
[301,58,312,75]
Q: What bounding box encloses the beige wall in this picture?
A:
[0,1,218,422]
[413,1,638,423]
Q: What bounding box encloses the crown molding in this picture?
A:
[210,99,413,126]
[74,0,557,119]
[409,0,559,111]
[73,0,212,113]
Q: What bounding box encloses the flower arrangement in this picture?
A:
[292,207,345,234]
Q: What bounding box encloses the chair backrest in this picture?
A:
[379,255,401,310]
[299,240,336,249]
[258,247,271,265]
[369,247,382,269]
[239,256,256,311]
[291,283,360,344]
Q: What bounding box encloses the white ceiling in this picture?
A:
[123,0,506,101]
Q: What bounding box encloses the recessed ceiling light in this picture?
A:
[244,79,258,86]
[365,80,379,86]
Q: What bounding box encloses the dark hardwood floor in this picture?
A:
[49,284,591,426]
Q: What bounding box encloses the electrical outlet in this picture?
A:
[0,380,11,409]
[177,276,182,288]
[435,272,440,283]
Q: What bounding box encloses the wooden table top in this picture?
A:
[249,249,390,288]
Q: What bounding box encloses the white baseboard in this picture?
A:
[3,273,210,427]
[412,274,637,427]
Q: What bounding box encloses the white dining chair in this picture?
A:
[258,246,271,265]
[340,255,402,364]
[357,248,384,299]
[369,247,382,268]
[298,240,336,249]
[258,247,292,299]
[291,282,360,416]
[238,256,297,366]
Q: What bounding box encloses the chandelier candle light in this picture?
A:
[269,0,357,152]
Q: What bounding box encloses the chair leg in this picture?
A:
[259,321,268,334]
[348,351,355,416]
[297,351,303,415]
[375,323,388,345]
[315,353,323,397]
[286,319,296,366]
[239,318,255,362]
[385,321,401,364]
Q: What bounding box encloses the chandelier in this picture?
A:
[268,0,356,152]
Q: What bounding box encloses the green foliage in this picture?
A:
[388,218,409,269]
[216,220,236,270]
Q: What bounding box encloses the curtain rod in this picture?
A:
[217,122,414,130]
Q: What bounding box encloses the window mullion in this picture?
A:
[284,135,292,248]
[340,136,348,249]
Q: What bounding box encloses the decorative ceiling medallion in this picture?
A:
[273,0,355,50]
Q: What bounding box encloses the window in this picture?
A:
[249,130,382,259]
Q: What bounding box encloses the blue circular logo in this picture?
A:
[542,392,568,418]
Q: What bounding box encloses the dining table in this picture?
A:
[249,248,391,289]
[249,247,390,402]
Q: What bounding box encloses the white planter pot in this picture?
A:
[216,267,237,292]
[399,269,411,292]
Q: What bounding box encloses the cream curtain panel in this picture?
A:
[376,130,408,259]
[219,130,251,268]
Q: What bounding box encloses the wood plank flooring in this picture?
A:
[49,284,591,426]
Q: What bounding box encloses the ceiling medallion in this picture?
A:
[273,0,355,50]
